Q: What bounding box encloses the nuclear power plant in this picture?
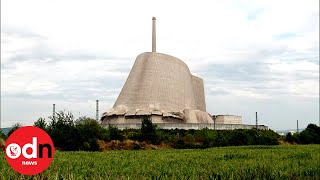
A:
[101,17,268,130]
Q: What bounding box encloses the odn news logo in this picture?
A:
[5,126,54,175]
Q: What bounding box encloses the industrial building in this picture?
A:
[213,115,242,124]
[101,17,213,125]
[101,17,268,130]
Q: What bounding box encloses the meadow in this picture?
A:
[0,145,319,179]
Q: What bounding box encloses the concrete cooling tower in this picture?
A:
[101,17,213,124]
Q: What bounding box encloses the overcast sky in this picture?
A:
[1,0,319,130]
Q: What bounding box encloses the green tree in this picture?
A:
[7,123,22,137]
[75,116,108,151]
[107,125,123,141]
[33,117,47,131]
[299,124,320,144]
[285,132,294,143]
[228,129,248,146]
[141,117,158,144]
[47,111,80,151]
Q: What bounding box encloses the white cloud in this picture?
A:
[268,59,319,72]
[1,0,319,130]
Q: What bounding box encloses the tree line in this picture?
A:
[0,111,319,151]
[285,124,320,144]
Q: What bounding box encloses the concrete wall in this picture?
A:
[214,115,242,124]
[192,75,206,112]
[113,52,197,113]
[101,115,184,125]
[102,123,268,130]
[102,52,212,124]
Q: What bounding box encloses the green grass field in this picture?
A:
[1,145,319,179]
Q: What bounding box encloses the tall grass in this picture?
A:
[0,145,319,179]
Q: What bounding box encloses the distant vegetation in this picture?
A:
[7,123,22,137]
[0,145,319,179]
[285,124,320,144]
[0,111,319,151]
[35,111,280,151]
[1,113,319,179]
[0,129,6,150]
[0,129,6,140]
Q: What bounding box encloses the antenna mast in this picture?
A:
[256,112,258,129]
[96,100,99,121]
[152,17,156,52]
[53,104,56,120]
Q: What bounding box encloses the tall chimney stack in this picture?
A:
[96,100,99,121]
[53,104,56,120]
[256,112,258,129]
[152,17,156,52]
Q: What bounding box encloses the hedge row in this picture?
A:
[1,111,319,151]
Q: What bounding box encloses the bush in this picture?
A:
[177,129,279,148]
[0,138,5,150]
[98,140,142,151]
[75,117,108,151]
[256,129,279,145]
[298,124,320,144]
[107,125,124,141]
[22,112,307,151]
[141,117,158,144]
[283,124,320,144]
[228,129,248,146]
[126,131,142,141]
[0,129,7,140]
[183,134,196,145]
[285,132,295,143]
[202,129,218,147]
[46,112,111,151]
[0,130,7,150]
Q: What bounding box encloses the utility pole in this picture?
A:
[256,112,258,129]
[297,120,299,133]
[53,104,56,120]
[96,100,99,121]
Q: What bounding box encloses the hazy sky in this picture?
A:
[1,0,319,130]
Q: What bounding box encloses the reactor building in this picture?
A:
[101,17,214,125]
